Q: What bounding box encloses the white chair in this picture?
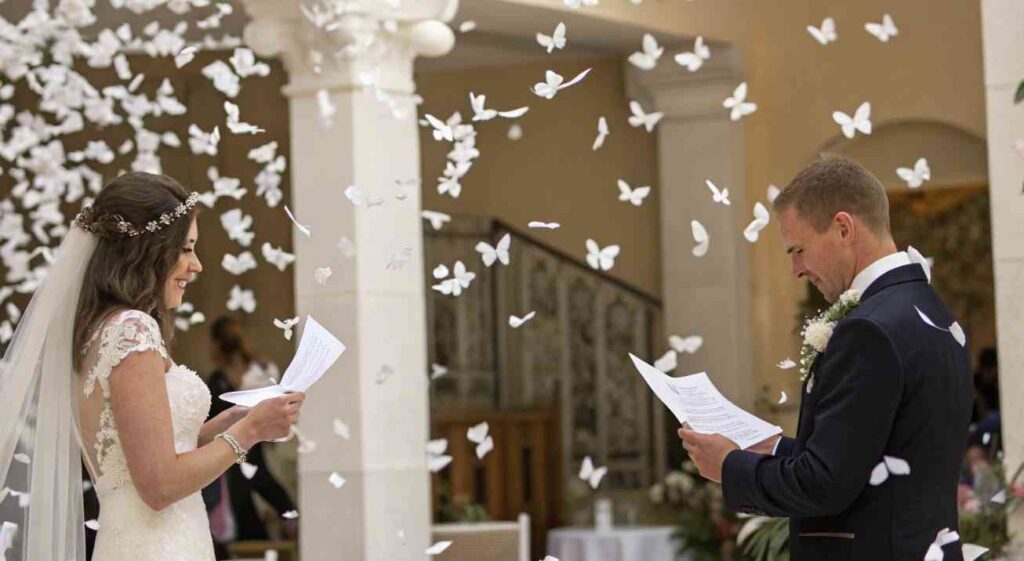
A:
[431,513,531,561]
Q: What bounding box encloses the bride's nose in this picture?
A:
[189,253,202,274]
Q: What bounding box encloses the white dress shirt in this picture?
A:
[769,251,912,456]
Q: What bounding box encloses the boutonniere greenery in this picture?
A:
[799,288,861,393]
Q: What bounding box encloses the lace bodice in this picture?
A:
[74,309,216,560]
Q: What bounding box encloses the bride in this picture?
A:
[0,172,305,561]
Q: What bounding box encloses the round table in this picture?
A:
[546,526,683,561]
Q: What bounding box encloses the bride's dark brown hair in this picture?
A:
[72,172,197,371]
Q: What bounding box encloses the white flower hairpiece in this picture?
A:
[74,192,200,238]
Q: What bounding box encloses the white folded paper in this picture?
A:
[220,316,346,407]
[629,353,782,449]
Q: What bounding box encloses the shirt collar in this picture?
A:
[849,251,912,294]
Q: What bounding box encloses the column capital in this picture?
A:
[241,0,458,97]
[625,42,745,120]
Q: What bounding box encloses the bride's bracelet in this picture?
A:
[215,432,248,465]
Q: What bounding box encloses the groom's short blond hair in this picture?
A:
[773,153,891,235]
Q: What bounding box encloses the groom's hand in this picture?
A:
[678,428,739,484]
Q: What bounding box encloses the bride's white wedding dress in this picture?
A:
[75,309,216,560]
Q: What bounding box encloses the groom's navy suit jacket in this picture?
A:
[722,264,973,561]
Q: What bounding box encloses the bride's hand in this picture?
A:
[234,393,306,446]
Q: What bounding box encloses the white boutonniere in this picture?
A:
[799,288,861,393]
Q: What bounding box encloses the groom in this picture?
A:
[678,154,973,560]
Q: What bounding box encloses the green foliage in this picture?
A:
[436,480,490,523]
[739,518,790,561]
[1015,79,1024,104]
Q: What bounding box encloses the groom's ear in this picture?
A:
[833,211,856,243]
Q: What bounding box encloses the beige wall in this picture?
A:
[431,0,988,427]
[417,57,663,297]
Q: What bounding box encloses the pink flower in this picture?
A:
[1012,483,1024,498]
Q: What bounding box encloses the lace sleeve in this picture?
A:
[83,310,169,399]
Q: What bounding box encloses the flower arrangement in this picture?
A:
[798,288,861,392]
[649,460,744,561]
[957,457,1024,557]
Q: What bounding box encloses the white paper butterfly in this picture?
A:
[230,47,270,78]
[220,208,254,246]
[578,456,607,489]
[426,541,453,556]
[188,124,220,156]
[674,36,710,72]
[224,101,264,135]
[869,455,911,486]
[778,358,797,369]
[529,221,561,230]
[423,113,454,141]
[865,14,898,43]
[509,311,536,328]
[629,33,664,71]
[175,45,197,68]
[654,350,677,373]
[466,421,493,459]
[437,175,462,199]
[475,233,511,267]
[432,261,476,296]
[284,205,311,237]
[669,334,703,354]
[430,363,449,380]
[344,185,365,206]
[924,528,959,561]
[469,92,529,121]
[723,82,757,121]
[386,247,413,270]
[533,68,592,99]
[537,22,567,53]
[274,316,300,340]
[833,101,872,139]
[896,157,930,188]
[222,251,257,275]
[628,100,664,132]
[262,242,296,271]
[807,17,837,45]
[585,239,620,271]
[907,245,933,283]
[914,306,966,347]
[743,202,771,243]
[426,439,452,473]
[563,0,598,8]
[593,116,609,150]
[314,267,332,285]
[227,285,256,313]
[618,180,651,207]
[329,472,346,489]
[422,210,452,231]
[691,220,709,257]
[328,418,349,441]
[767,184,781,204]
[705,179,731,206]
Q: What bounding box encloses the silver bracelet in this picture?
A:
[215,432,247,465]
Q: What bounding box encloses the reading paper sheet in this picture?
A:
[220,316,346,407]
[629,353,781,449]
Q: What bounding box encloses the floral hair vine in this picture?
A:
[73,192,200,238]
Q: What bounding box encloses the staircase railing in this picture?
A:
[424,216,665,521]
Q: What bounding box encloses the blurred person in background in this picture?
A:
[202,316,298,560]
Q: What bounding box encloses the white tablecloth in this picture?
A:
[546,526,679,561]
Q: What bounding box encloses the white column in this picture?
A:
[240,2,457,559]
[626,45,754,408]
[981,0,1024,539]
